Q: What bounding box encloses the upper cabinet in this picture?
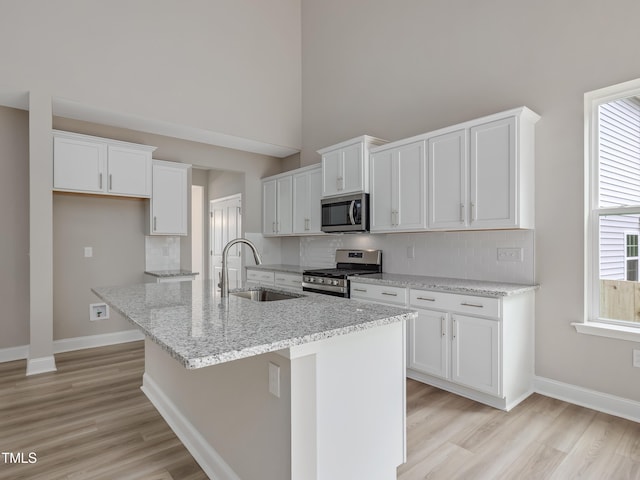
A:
[53,130,155,197]
[427,108,539,230]
[262,175,293,236]
[262,164,323,237]
[370,140,427,232]
[147,160,190,236]
[318,135,387,197]
[292,165,323,234]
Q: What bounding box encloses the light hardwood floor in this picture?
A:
[1,341,638,479]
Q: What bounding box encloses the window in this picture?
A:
[625,233,638,281]
[583,78,640,338]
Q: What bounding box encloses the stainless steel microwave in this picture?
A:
[321,193,369,233]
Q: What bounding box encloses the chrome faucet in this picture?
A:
[220,238,262,297]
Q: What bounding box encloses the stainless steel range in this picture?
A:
[302,249,382,297]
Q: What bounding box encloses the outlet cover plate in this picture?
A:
[497,247,523,262]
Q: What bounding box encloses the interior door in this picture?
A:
[210,194,242,290]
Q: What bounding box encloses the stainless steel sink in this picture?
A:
[230,288,303,302]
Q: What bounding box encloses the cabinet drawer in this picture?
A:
[247,270,275,284]
[410,289,500,318]
[274,272,302,289]
[350,283,407,305]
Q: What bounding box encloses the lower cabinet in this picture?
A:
[246,269,302,290]
[352,281,534,411]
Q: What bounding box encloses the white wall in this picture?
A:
[0,0,301,151]
[301,0,640,402]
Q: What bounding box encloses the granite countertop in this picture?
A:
[145,270,199,278]
[348,273,538,297]
[92,280,415,370]
[245,264,307,274]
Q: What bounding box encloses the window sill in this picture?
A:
[572,321,640,342]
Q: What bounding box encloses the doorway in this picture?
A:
[210,194,242,289]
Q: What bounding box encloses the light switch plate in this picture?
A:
[84,246,93,258]
[268,362,280,397]
[633,349,640,368]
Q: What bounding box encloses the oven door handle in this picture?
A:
[348,200,356,225]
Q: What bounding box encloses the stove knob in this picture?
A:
[308,277,315,283]
[332,280,339,286]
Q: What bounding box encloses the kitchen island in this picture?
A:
[93,280,415,480]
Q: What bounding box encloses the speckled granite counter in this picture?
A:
[245,264,307,274]
[92,280,414,369]
[144,269,199,278]
[348,273,538,297]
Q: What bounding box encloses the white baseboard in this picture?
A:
[141,373,241,480]
[26,355,57,376]
[0,330,145,365]
[53,330,144,354]
[0,345,29,363]
[534,376,640,423]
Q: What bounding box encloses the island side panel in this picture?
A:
[142,339,292,480]
[289,320,407,480]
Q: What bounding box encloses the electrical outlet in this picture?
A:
[633,349,640,368]
[89,303,109,321]
[268,362,280,398]
[497,247,523,262]
[406,245,415,259]
[84,246,93,258]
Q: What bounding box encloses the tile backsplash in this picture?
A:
[145,236,181,271]
[299,230,535,284]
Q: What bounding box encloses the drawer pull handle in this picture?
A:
[353,288,367,292]
[461,302,484,308]
[416,296,435,302]
[382,292,398,296]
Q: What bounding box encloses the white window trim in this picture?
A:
[578,77,640,342]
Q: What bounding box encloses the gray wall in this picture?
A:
[45,118,282,347]
[301,0,640,402]
[0,106,29,348]
[0,0,301,151]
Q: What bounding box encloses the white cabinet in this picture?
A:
[427,129,468,229]
[370,140,426,232]
[451,313,500,395]
[318,135,387,197]
[352,280,535,411]
[263,175,292,235]
[147,160,190,235]
[246,268,303,290]
[53,130,155,197]
[427,108,539,230]
[293,165,323,234]
[407,288,533,410]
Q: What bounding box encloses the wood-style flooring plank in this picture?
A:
[2,341,639,479]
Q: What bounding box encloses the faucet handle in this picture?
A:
[217,272,222,289]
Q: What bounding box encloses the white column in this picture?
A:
[27,90,56,375]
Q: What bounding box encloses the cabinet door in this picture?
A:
[370,149,394,231]
[276,176,293,234]
[107,145,152,197]
[342,142,364,194]
[151,162,188,235]
[322,150,343,197]
[428,129,467,229]
[53,135,106,193]
[292,172,309,234]
[451,314,500,396]
[408,308,449,379]
[469,116,516,228]
[307,168,323,233]
[396,141,426,230]
[262,179,277,235]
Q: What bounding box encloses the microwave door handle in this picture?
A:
[349,200,356,225]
